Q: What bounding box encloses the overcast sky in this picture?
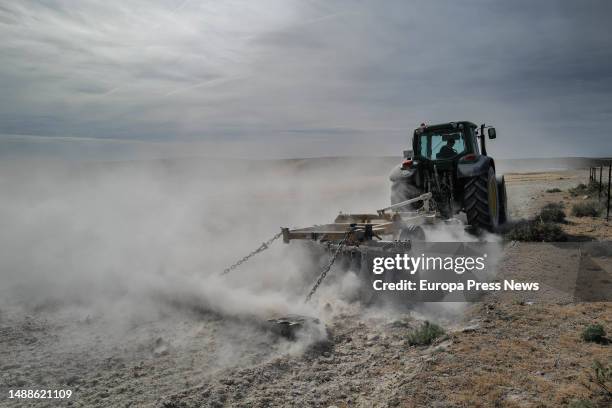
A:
[1,0,611,160]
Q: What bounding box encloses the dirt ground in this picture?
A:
[0,164,610,408]
[505,170,612,240]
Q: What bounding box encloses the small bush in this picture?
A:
[569,183,588,196]
[591,360,612,395]
[582,324,606,343]
[407,321,445,346]
[569,181,601,197]
[572,202,600,218]
[504,220,567,242]
[546,188,562,193]
[538,203,566,223]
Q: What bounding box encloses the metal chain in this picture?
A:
[304,230,351,302]
[221,231,283,275]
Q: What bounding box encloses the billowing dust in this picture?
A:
[0,159,394,369]
[0,157,507,404]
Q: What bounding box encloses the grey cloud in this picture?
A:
[0,0,611,159]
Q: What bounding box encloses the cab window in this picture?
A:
[418,131,466,160]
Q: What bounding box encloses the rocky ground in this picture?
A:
[1,166,611,408]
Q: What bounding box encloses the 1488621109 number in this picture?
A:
[8,389,72,399]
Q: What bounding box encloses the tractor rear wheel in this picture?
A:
[463,167,500,232]
[496,175,508,224]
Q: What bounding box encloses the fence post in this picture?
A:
[599,166,603,201]
[606,162,612,221]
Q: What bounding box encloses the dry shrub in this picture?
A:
[503,220,567,242]
[407,321,445,346]
[572,202,600,218]
[539,203,566,223]
[581,324,606,344]
[569,181,600,197]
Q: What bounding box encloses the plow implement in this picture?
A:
[219,193,439,338]
[282,192,435,248]
[222,193,437,302]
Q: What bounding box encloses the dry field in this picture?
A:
[505,170,612,240]
[0,160,610,408]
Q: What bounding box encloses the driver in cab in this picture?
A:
[437,137,457,158]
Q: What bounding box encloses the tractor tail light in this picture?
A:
[402,159,413,169]
[460,153,477,163]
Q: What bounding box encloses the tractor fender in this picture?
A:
[389,163,417,183]
[457,155,494,178]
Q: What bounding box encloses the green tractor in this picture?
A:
[389,121,507,232]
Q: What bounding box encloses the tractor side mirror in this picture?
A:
[403,150,413,159]
[487,127,497,139]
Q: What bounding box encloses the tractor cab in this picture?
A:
[391,120,506,231]
[414,121,477,158]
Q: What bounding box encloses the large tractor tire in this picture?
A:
[463,167,500,232]
[496,175,508,224]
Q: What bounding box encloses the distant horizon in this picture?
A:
[1,130,611,163]
[1,149,610,164]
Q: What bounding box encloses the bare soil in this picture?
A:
[505,170,612,240]
[1,166,610,408]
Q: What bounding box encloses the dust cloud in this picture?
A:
[0,157,394,364]
[0,155,508,372]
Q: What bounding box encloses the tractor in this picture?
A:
[389,121,507,231]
